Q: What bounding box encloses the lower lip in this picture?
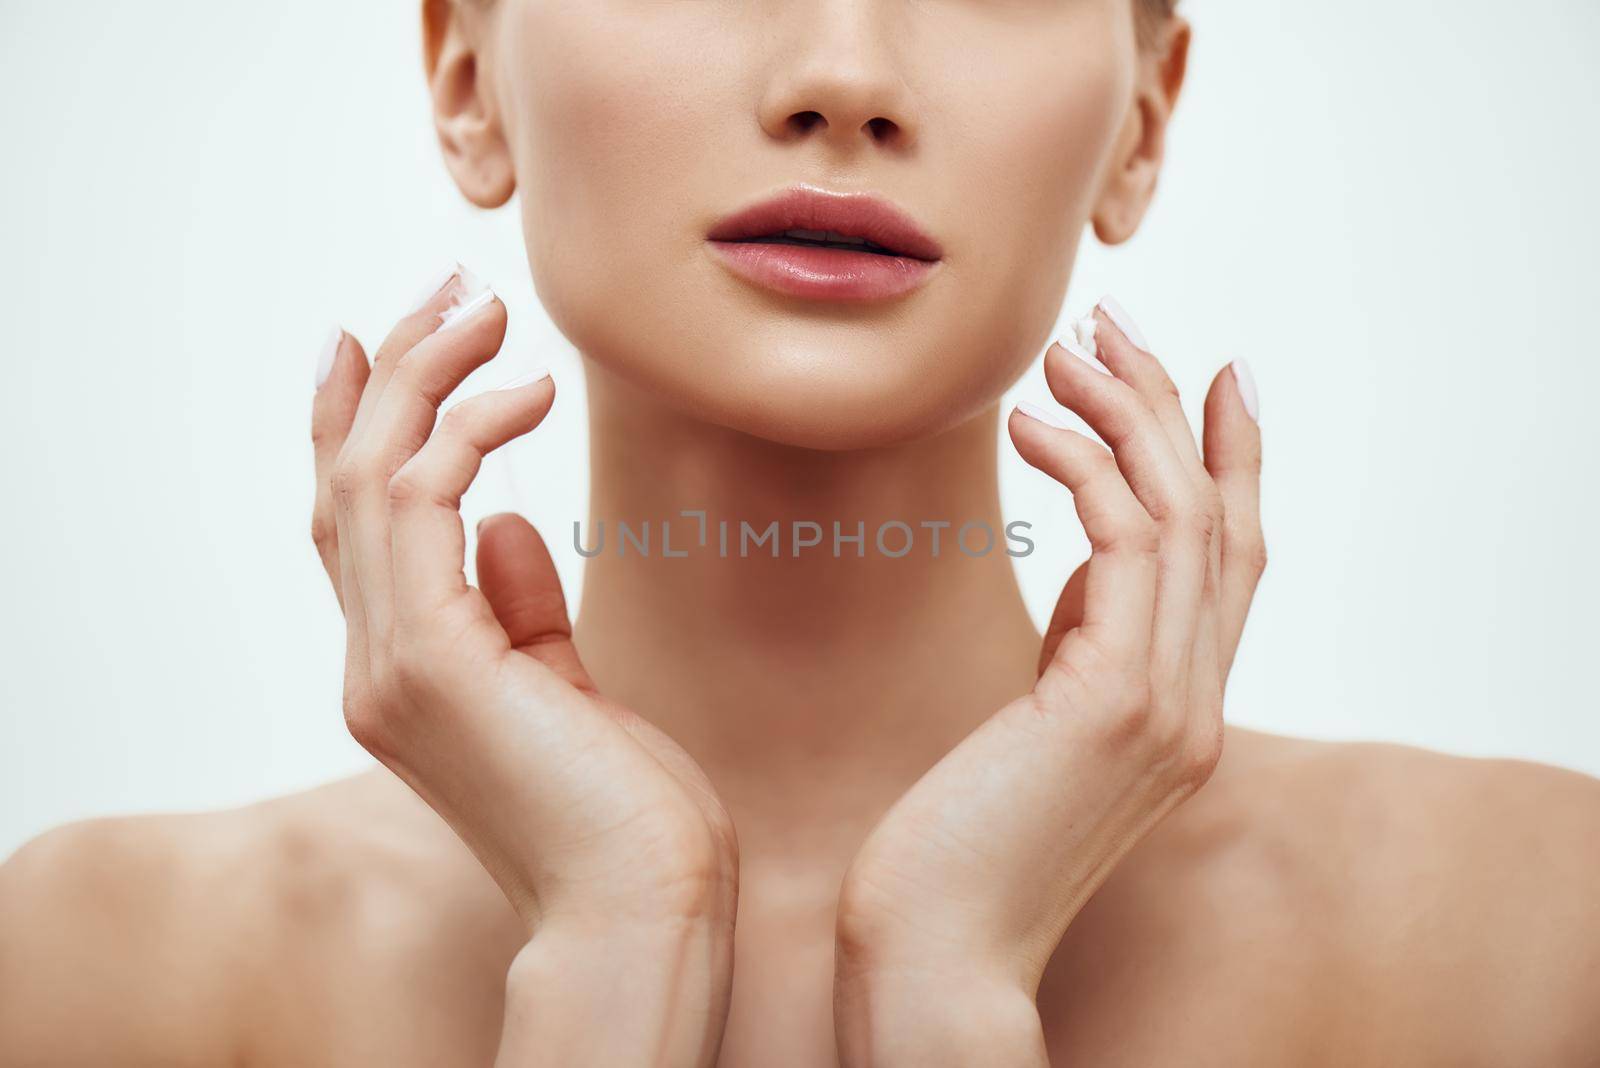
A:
[706,240,941,302]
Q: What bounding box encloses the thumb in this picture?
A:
[1037,560,1089,678]
[476,513,596,692]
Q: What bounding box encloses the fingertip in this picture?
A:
[1013,399,1076,432]
[314,325,342,390]
[491,367,553,393]
[1203,361,1249,427]
[477,511,519,536]
[1230,359,1260,423]
[1202,360,1264,473]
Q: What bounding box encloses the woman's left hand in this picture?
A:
[832,302,1266,1067]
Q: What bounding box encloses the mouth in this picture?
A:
[724,228,908,257]
[705,184,944,302]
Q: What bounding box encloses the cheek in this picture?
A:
[957,48,1128,326]
[904,42,1128,422]
[495,4,735,337]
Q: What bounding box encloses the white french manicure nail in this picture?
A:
[1231,358,1260,422]
[409,263,462,314]
[315,325,342,389]
[439,283,496,331]
[494,367,552,391]
[1014,400,1076,431]
[1058,336,1113,376]
[1097,294,1150,353]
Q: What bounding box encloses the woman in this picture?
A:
[2,0,1597,1064]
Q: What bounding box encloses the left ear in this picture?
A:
[422,0,516,209]
[1091,17,1191,245]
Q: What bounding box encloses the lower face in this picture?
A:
[487,0,1135,450]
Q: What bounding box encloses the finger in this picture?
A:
[345,264,485,445]
[337,289,508,652]
[1202,360,1265,682]
[387,372,551,624]
[1042,339,1212,696]
[476,511,596,691]
[311,327,370,607]
[1088,300,1225,715]
[1042,339,1201,533]
[1088,299,1205,477]
[1008,404,1158,700]
[1037,562,1088,677]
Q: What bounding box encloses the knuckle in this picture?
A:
[386,640,427,695]
[341,691,391,758]
[1119,513,1161,555]
[1168,497,1217,543]
[330,461,359,502]
[1244,535,1269,576]
[332,453,380,503]
[437,401,475,438]
[386,467,426,509]
[1153,372,1182,404]
[310,422,341,451]
[1095,671,1155,744]
[1178,717,1225,790]
[389,348,420,380]
[309,511,336,555]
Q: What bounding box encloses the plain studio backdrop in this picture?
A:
[2,2,1597,857]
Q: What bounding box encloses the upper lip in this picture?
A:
[706,184,944,262]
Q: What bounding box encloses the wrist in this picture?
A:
[833,966,1046,1068]
[501,915,735,1067]
[511,840,740,941]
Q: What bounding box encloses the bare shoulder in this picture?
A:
[0,804,248,1064]
[0,772,518,1066]
[1214,730,1600,1061]
[1043,729,1600,1065]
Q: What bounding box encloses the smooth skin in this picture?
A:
[4,0,1600,1064]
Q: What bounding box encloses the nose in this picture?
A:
[755,1,917,152]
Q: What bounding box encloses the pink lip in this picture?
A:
[705,184,944,303]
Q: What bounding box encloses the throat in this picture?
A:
[571,369,1044,805]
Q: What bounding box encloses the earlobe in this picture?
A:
[423,2,516,209]
[1089,18,1191,247]
[1089,109,1156,247]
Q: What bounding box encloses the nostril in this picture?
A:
[866,116,898,142]
[788,111,825,135]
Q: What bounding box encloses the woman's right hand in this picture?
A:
[309,266,737,1064]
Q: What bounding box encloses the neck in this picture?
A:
[571,361,1042,854]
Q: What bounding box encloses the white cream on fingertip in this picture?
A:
[1014,400,1075,431]
[314,324,342,389]
[438,284,496,331]
[409,263,462,314]
[1231,358,1260,422]
[1066,314,1099,359]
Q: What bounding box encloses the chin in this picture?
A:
[545,255,1045,452]
[585,314,1029,452]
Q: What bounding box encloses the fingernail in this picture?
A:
[439,277,496,332]
[1096,294,1150,353]
[1056,336,1113,376]
[315,325,342,389]
[1013,400,1076,431]
[1231,358,1260,422]
[493,367,551,391]
[409,263,462,314]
